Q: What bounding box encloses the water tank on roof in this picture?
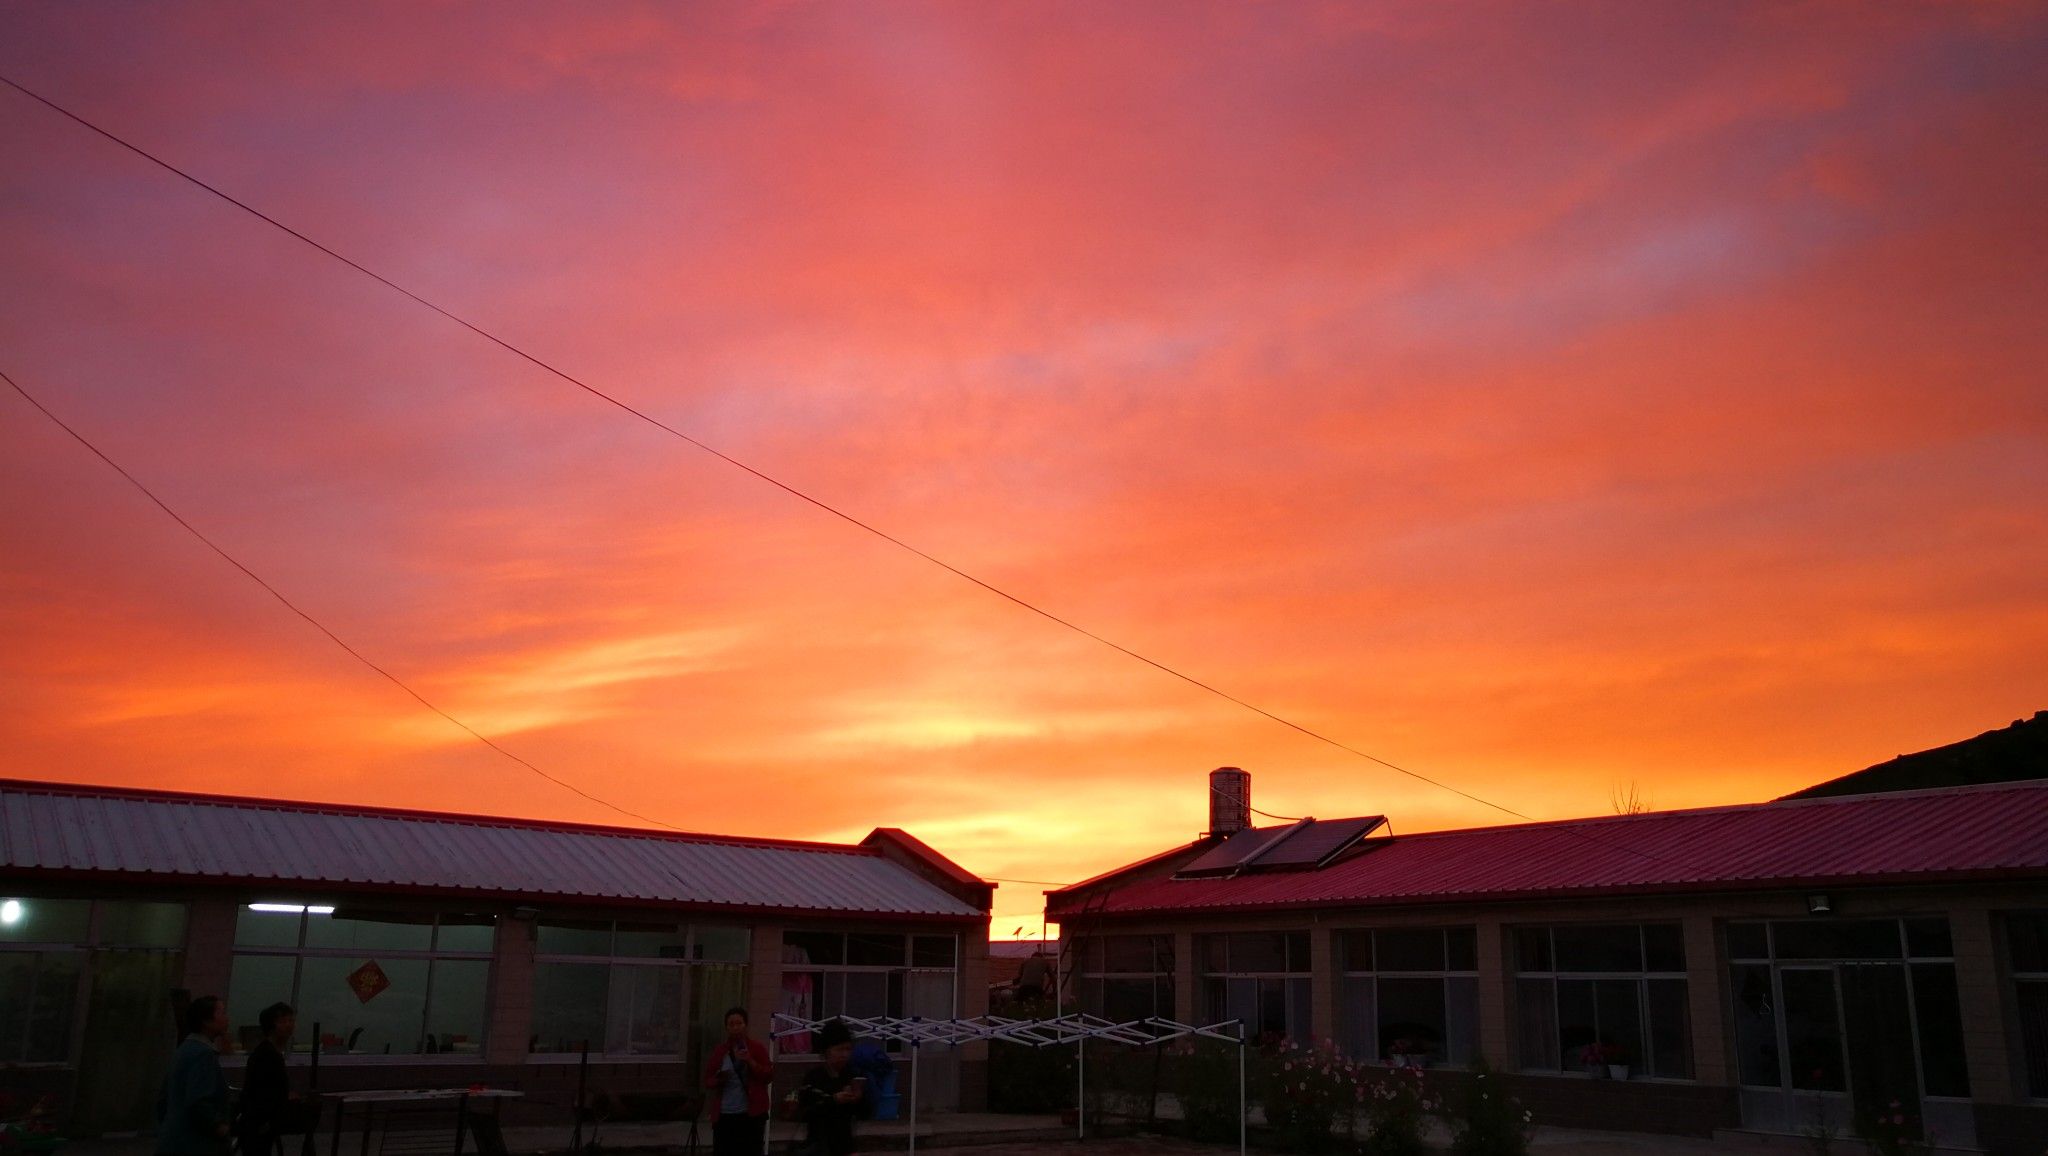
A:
[1208,767,1250,836]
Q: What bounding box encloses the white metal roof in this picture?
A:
[0,780,983,918]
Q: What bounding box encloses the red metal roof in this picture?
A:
[0,779,987,919]
[1046,780,2048,918]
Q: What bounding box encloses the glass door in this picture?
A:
[1839,962,1922,1138]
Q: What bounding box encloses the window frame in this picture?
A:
[778,930,957,1056]
[530,920,754,1063]
[2002,910,2048,1102]
[1196,931,1313,1044]
[1513,922,1692,1081]
[1336,926,1480,1067]
[227,902,496,1063]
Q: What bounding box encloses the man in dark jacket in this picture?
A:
[157,995,231,1156]
[797,1020,866,1156]
[237,1002,296,1156]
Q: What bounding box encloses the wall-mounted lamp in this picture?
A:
[1806,893,1832,915]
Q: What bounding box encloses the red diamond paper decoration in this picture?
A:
[347,959,391,1004]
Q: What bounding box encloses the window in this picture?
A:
[1514,923,1689,1079]
[780,930,956,1054]
[2008,911,2048,1099]
[227,905,494,1057]
[1197,932,1310,1043]
[1072,935,1173,1022]
[1336,927,1478,1065]
[534,920,751,1063]
[0,897,187,1065]
[1725,918,1969,1101]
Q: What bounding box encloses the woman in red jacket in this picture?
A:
[703,1007,773,1156]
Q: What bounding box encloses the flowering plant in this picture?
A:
[1855,1099,1929,1156]
[1259,1037,1359,1153]
[1578,1041,1627,1067]
[1359,1063,1436,1156]
[1448,1058,1532,1156]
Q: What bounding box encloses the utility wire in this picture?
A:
[0,74,1685,867]
[0,366,687,833]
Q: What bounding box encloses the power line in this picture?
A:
[0,74,1683,867]
[0,366,687,833]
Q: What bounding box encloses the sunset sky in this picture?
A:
[2,3,2044,931]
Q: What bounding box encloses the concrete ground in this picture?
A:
[57,1115,1852,1156]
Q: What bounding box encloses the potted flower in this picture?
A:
[1387,1037,1425,1069]
[1578,1041,1628,1079]
[1601,1042,1631,1080]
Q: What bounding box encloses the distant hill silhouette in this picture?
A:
[1783,710,2048,799]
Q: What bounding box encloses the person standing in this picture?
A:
[796,1021,866,1156]
[156,995,231,1156]
[237,1002,296,1156]
[701,1007,772,1156]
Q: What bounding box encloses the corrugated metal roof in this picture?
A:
[0,780,984,919]
[1048,781,2048,917]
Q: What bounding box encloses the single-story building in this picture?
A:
[1045,768,2048,1155]
[0,778,994,1134]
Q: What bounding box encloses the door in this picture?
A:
[1839,962,1922,1138]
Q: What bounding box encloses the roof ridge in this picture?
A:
[1376,776,2048,842]
[0,777,880,856]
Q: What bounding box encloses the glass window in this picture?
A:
[1375,929,1445,972]
[781,928,946,1054]
[1445,928,1478,973]
[228,906,496,1057]
[1337,928,1477,1065]
[531,962,607,1053]
[695,925,751,963]
[1077,936,1171,1023]
[96,902,187,948]
[1516,977,1557,1070]
[1772,920,1901,961]
[613,921,689,960]
[847,933,905,967]
[1102,935,1159,973]
[424,960,488,1054]
[1337,930,1373,972]
[226,954,298,1050]
[2008,912,2048,972]
[783,930,844,966]
[536,922,755,1061]
[435,915,496,955]
[1516,923,1690,1078]
[538,920,612,957]
[1643,925,1686,973]
[1727,922,1768,960]
[1910,963,1968,1097]
[235,906,305,949]
[1553,925,1643,972]
[297,956,430,1056]
[0,951,81,1062]
[1203,976,1309,1041]
[1904,918,1952,959]
[0,899,90,946]
[2019,980,2048,1099]
[1781,968,1845,1091]
[608,964,685,1055]
[692,963,751,1052]
[304,909,433,953]
[911,935,956,969]
[2004,912,2048,1099]
[1728,963,1780,1087]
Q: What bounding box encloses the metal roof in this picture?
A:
[1048,780,2048,918]
[0,780,985,919]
